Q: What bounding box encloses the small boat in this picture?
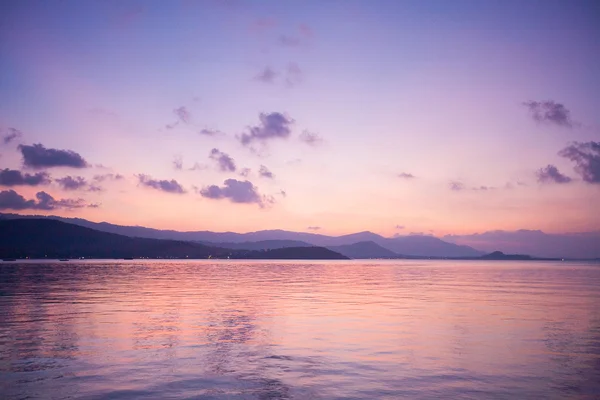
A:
[123,257,134,260]
[59,259,70,261]
[2,258,17,262]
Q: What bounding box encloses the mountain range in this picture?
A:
[0,219,348,260]
[0,213,483,258]
[1,213,598,259]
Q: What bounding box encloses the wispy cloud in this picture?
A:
[93,173,123,183]
[19,144,88,169]
[0,169,50,186]
[395,225,405,230]
[199,128,223,136]
[137,174,186,193]
[299,130,323,147]
[255,66,277,84]
[307,226,321,231]
[559,141,600,183]
[2,128,22,145]
[259,165,274,179]
[173,155,183,170]
[536,165,572,184]
[209,148,236,172]
[449,181,465,191]
[398,173,415,179]
[523,100,576,128]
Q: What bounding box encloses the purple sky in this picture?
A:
[0,0,599,236]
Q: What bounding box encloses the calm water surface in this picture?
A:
[1,260,599,399]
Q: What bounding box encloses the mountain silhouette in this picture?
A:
[0,219,348,260]
[0,213,483,258]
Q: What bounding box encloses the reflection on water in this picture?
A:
[1,260,599,399]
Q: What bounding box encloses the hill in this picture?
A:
[0,213,484,258]
[327,241,401,259]
[0,219,347,260]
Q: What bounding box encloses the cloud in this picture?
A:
[0,169,50,186]
[165,106,192,129]
[279,189,287,197]
[239,168,251,177]
[536,165,573,184]
[523,100,575,128]
[199,179,265,206]
[472,185,495,191]
[558,141,600,183]
[173,155,183,170]
[93,173,123,182]
[0,190,87,210]
[285,63,303,86]
[307,226,321,230]
[279,35,301,47]
[259,165,274,179]
[250,17,277,33]
[199,128,222,136]
[255,66,277,84]
[395,225,405,230]
[189,162,208,171]
[3,128,22,145]
[299,130,323,147]
[239,112,294,146]
[209,148,236,172]
[174,106,191,123]
[299,23,313,38]
[398,173,415,179]
[56,176,88,190]
[449,181,465,191]
[19,143,88,169]
[137,174,186,193]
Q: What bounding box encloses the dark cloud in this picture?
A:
[299,130,323,146]
[173,155,183,170]
[558,141,600,183]
[199,128,222,136]
[449,181,465,191]
[0,169,50,186]
[3,128,22,145]
[56,176,88,190]
[0,190,87,210]
[398,173,415,179]
[239,112,294,146]
[307,226,321,230]
[200,179,265,206]
[19,143,88,169]
[536,165,572,184]
[93,173,124,182]
[137,174,186,194]
[255,66,277,83]
[523,100,575,128]
[209,148,236,172]
[259,165,274,179]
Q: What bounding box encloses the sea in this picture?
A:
[1,260,599,399]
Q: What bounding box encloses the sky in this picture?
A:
[0,0,599,237]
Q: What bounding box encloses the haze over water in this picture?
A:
[1,260,599,399]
